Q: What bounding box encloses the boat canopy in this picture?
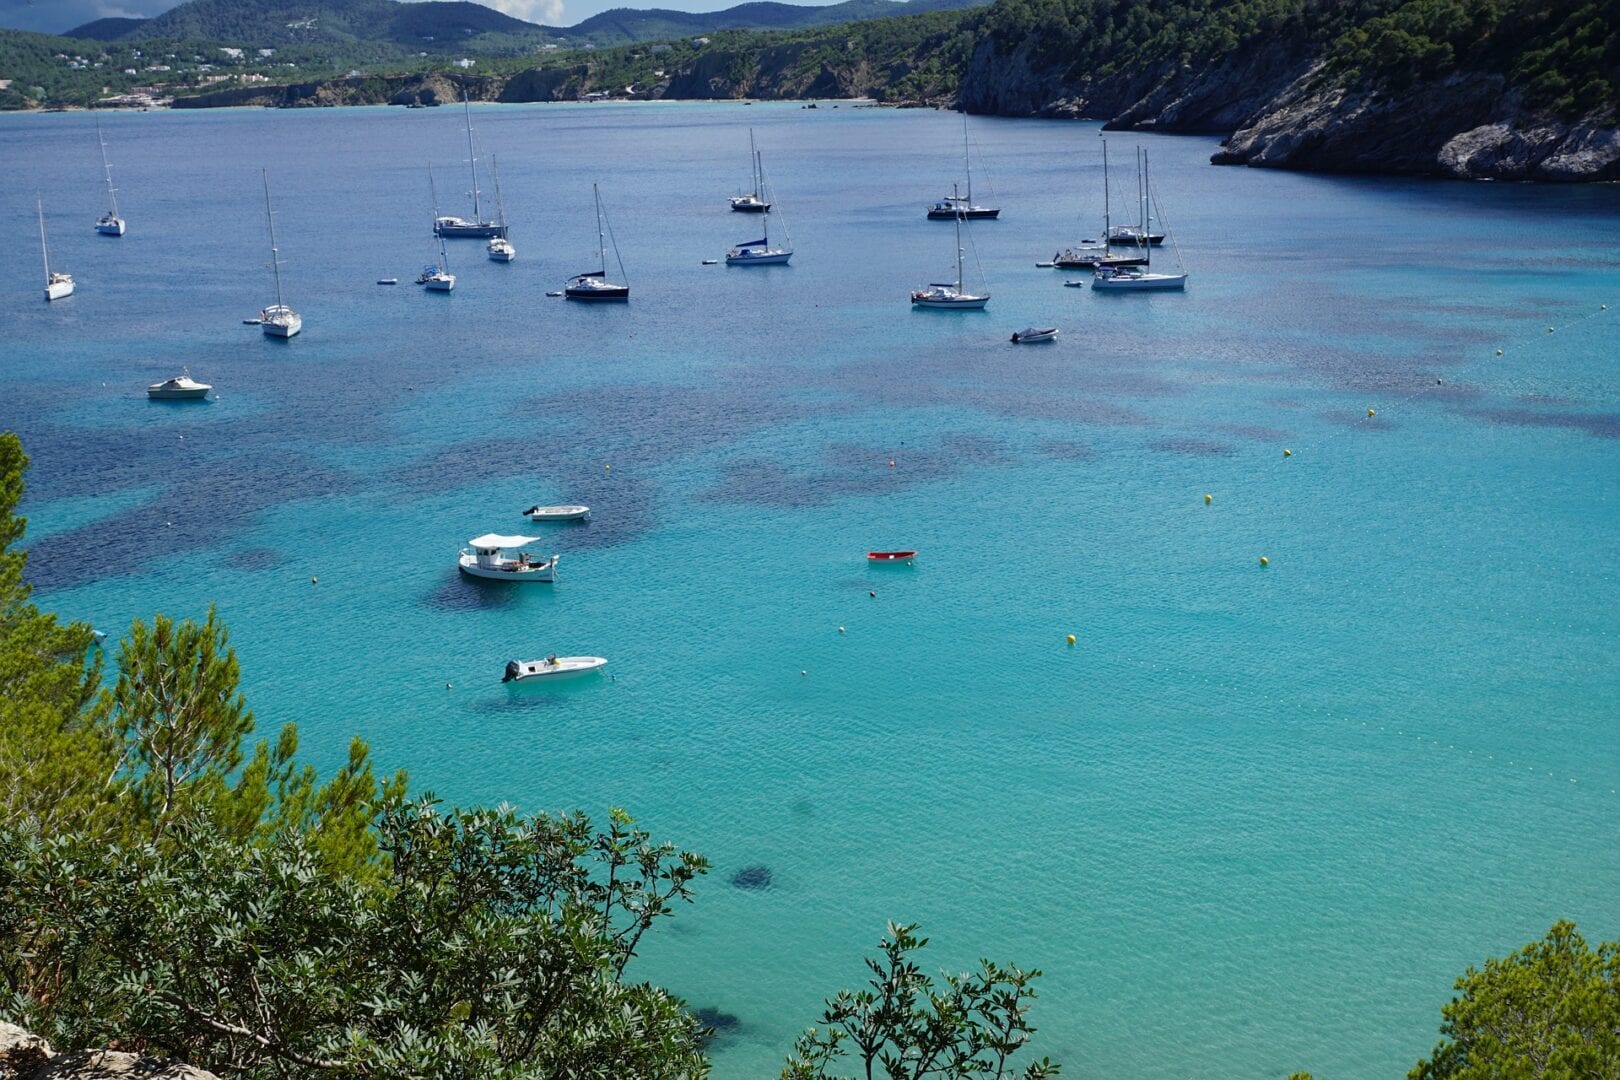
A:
[468,533,540,549]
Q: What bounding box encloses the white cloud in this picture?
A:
[478,0,566,26]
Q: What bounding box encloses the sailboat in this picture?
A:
[1053,141,1145,270]
[725,152,791,265]
[911,186,988,309]
[434,91,505,238]
[419,170,456,290]
[1092,149,1186,291]
[486,155,515,262]
[38,196,74,301]
[927,113,999,220]
[258,169,302,337]
[729,129,770,213]
[564,184,629,301]
[94,119,125,236]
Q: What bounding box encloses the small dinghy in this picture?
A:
[546,290,564,297]
[503,655,607,682]
[1010,327,1058,343]
[701,259,719,265]
[523,504,590,522]
[377,278,398,285]
[868,550,916,562]
[242,317,263,324]
[1062,280,1088,288]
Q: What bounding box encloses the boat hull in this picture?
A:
[729,200,769,213]
[44,281,74,301]
[566,286,629,301]
[97,218,125,237]
[911,294,988,310]
[436,222,506,239]
[868,551,916,562]
[523,505,591,522]
[1011,328,1058,343]
[262,317,301,338]
[147,387,210,400]
[726,249,791,266]
[424,277,455,292]
[928,207,1000,220]
[1093,272,1187,291]
[488,250,515,262]
[458,555,556,582]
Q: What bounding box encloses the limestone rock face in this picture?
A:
[0,1022,53,1078]
[0,1025,219,1080]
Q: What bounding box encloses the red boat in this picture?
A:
[867,551,916,562]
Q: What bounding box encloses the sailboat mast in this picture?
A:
[953,184,964,288]
[492,155,506,228]
[37,196,50,279]
[593,183,607,274]
[1142,149,1152,269]
[962,112,972,206]
[748,128,760,198]
[97,120,118,217]
[262,169,285,309]
[463,90,482,222]
[1102,139,1111,248]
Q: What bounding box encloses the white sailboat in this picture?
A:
[912,187,988,310]
[1092,149,1186,292]
[94,119,125,237]
[38,196,74,301]
[421,166,456,290]
[435,91,505,238]
[486,155,516,262]
[259,170,302,337]
[564,184,629,301]
[927,113,999,220]
[725,152,791,266]
[729,129,770,213]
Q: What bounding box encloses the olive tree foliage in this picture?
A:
[0,432,112,834]
[782,922,1059,1080]
[1410,920,1620,1079]
[0,798,712,1079]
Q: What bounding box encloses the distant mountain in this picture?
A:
[68,0,556,47]
[560,0,985,46]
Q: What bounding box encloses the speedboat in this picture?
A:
[487,236,516,262]
[147,367,212,400]
[458,534,558,582]
[868,550,916,562]
[564,273,628,301]
[1010,327,1058,343]
[1092,265,1186,291]
[502,655,607,682]
[523,504,590,522]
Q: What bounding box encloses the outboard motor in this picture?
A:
[502,660,521,683]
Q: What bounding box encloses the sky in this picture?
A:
[0,0,844,34]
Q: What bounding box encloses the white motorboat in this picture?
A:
[1011,327,1058,343]
[912,190,989,310]
[38,196,74,302]
[502,655,607,682]
[729,129,771,212]
[523,504,591,522]
[726,154,792,265]
[488,237,515,262]
[565,184,629,301]
[147,367,212,400]
[926,113,999,220]
[259,171,301,337]
[458,534,558,582]
[95,119,125,237]
[433,93,506,238]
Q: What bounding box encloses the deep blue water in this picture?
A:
[2,101,1618,1078]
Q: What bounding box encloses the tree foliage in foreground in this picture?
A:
[782,922,1058,1079]
[1411,920,1620,1079]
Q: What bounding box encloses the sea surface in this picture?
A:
[2,100,1617,1078]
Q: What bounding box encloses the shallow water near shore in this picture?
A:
[2,100,1618,1077]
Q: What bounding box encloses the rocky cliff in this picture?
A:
[0,1023,219,1080]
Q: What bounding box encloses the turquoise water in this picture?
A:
[3,101,1617,1077]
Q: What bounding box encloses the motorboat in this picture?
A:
[95,120,125,236]
[565,184,629,301]
[458,534,558,582]
[259,171,300,337]
[868,550,916,562]
[147,367,212,400]
[487,236,516,262]
[729,130,771,212]
[523,504,590,522]
[37,196,73,301]
[1011,327,1058,343]
[433,93,506,238]
[925,113,999,220]
[912,187,989,310]
[1092,265,1187,291]
[502,655,607,682]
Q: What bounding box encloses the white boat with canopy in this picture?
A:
[502,655,607,682]
[37,196,73,302]
[523,504,590,522]
[458,534,558,582]
[147,367,212,399]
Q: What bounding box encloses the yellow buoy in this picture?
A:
[1283,448,1292,457]
[1367,408,1376,417]
[1204,493,1212,505]
[1259,556,1269,567]
[1066,634,1077,646]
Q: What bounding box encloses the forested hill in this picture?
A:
[565,0,984,46]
